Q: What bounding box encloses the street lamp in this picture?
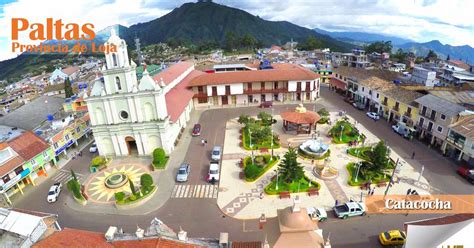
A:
[417,165,425,183]
[249,129,254,164]
[354,162,363,182]
[275,169,279,190]
[271,108,274,157]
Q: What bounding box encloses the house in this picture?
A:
[440,64,474,86]
[429,90,474,109]
[269,45,283,54]
[34,218,261,248]
[337,49,370,68]
[411,66,436,86]
[404,214,473,248]
[445,112,474,164]
[86,29,197,156]
[0,131,56,205]
[415,94,466,150]
[49,66,80,85]
[0,208,60,247]
[188,63,320,106]
[378,87,424,127]
[389,63,406,72]
[34,111,91,162]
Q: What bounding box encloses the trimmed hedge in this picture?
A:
[264,176,320,195]
[67,178,85,201]
[243,155,279,182]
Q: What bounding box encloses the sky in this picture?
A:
[0,0,473,61]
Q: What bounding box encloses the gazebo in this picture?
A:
[281,104,320,135]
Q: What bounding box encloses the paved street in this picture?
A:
[12,84,472,247]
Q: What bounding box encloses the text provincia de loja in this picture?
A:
[11,42,117,54]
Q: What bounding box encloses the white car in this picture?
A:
[207,162,220,183]
[89,143,98,153]
[306,207,328,222]
[211,146,222,161]
[47,182,62,203]
[366,112,380,120]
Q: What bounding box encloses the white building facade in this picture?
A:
[85,30,196,156]
[411,66,436,86]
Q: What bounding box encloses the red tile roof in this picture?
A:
[62,66,80,75]
[7,131,50,161]
[0,155,25,176]
[165,70,204,122]
[112,238,205,248]
[280,110,321,124]
[33,228,111,248]
[153,62,194,86]
[329,78,347,90]
[34,228,206,248]
[188,64,320,87]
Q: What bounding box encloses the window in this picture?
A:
[440,114,446,120]
[76,127,80,133]
[362,87,365,92]
[14,166,23,174]
[197,86,203,93]
[43,151,49,158]
[437,126,443,133]
[65,134,70,141]
[115,76,122,91]
[112,53,118,66]
[369,90,372,95]
[53,143,59,149]
[31,159,37,166]
[120,110,129,120]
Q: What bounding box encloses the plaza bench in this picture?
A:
[279,191,291,199]
[377,181,387,187]
[308,188,319,196]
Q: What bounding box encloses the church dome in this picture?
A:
[278,207,316,232]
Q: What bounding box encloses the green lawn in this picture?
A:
[330,121,365,144]
[346,162,391,186]
[264,176,320,195]
[117,186,157,205]
[243,155,279,182]
[152,157,169,169]
[242,127,280,150]
[347,147,373,160]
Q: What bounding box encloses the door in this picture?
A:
[261,94,266,102]
[231,96,236,104]
[125,136,138,155]
[222,96,228,105]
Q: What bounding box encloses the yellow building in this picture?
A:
[379,88,424,127]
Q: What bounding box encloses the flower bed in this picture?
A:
[329,120,365,144]
[346,162,391,186]
[264,176,320,195]
[115,186,157,207]
[241,127,280,150]
[243,155,279,182]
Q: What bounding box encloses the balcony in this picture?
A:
[446,136,465,149]
[243,88,289,94]
[193,92,208,98]
[419,112,436,121]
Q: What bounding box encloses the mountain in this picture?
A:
[313,28,413,45]
[1,1,356,82]
[123,1,354,51]
[397,40,474,63]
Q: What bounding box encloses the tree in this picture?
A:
[224,31,237,51]
[152,148,166,165]
[425,49,438,62]
[238,115,251,125]
[297,36,323,51]
[128,179,137,195]
[71,169,77,181]
[364,41,393,54]
[393,48,407,62]
[278,147,305,183]
[64,77,73,98]
[257,111,272,126]
[369,141,390,172]
[140,173,154,193]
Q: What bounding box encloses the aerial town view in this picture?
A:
[0,0,473,247]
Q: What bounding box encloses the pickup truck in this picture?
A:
[333,201,366,219]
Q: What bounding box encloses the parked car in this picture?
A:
[259,101,273,108]
[344,98,355,104]
[192,124,201,136]
[211,146,222,161]
[207,162,220,182]
[378,230,406,246]
[306,207,328,222]
[457,166,474,184]
[176,163,191,182]
[47,182,62,203]
[366,112,380,120]
[352,102,365,110]
[333,201,366,219]
[89,142,98,153]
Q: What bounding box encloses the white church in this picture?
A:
[85,30,202,156]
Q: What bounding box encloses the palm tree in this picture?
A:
[278,147,305,183]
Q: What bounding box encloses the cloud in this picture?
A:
[0,0,473,61]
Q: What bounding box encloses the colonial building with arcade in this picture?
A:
[85,30,200,156]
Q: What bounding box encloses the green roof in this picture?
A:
[136,64,162,79]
